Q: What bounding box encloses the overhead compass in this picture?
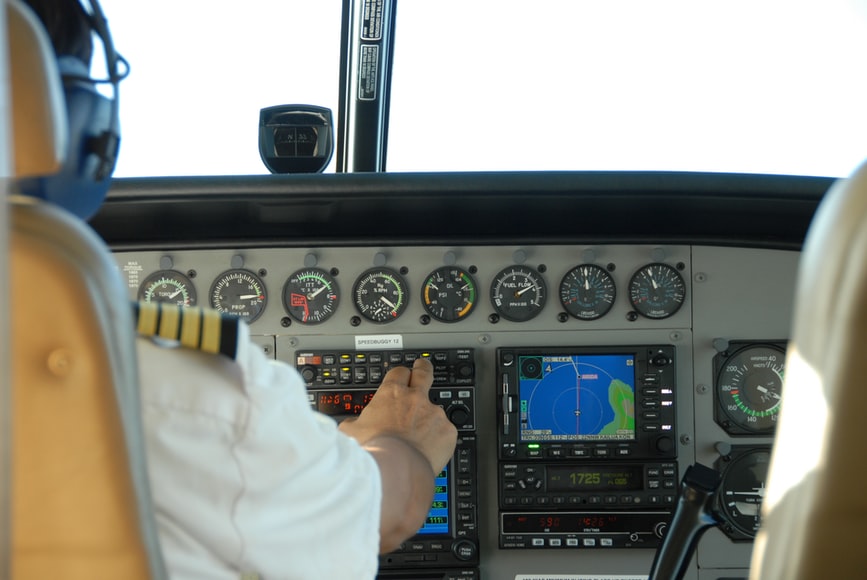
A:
[138,270,197,307]
[715,343,785,434]
[283,268,339,324]
[421,266,478,322]
[559,263,616,320]
[353,267,408,323]
[490,265,547,322]
[628,262,686,319]
[210,269,267,322]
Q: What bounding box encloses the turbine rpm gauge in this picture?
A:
[283,268,340,324]
[210,269,267,322]
[353,267,409,323]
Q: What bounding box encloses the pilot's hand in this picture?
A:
[339,357,458,474]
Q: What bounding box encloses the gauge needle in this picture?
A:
[379,296,397,310]
[239,294,261,300]
[168,288,183,299]
[308,285,327,299]
[756,386,782,400]
[728,487,766,498]
[516,285,533,296]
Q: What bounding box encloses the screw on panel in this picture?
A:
[258,268,267,277]
[187,269,197,278]
[696,384,709,395]
[669,331,682,342]
[350,316,361,327]
[694,272,708,283]
[558,312,569,323]
[281,317,292,328]
[537,264,547,273]
[626,311,638,322]
[477,334,491,344]
[287,337,299,347]
[488,313,500,324]
[680,434,692,445]
[400,266,409,275]
[420,315,431,325]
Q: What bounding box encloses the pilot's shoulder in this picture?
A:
[132,301,245,361]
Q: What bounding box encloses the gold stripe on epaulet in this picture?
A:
[133,301,242,360]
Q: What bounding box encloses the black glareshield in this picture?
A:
[258,105,334,173]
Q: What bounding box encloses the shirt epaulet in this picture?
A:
[133,301,244,360]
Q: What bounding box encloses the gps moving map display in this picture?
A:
[517,354,637,442]
[417,463,450,535]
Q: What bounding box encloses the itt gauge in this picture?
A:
[283,268,339,324]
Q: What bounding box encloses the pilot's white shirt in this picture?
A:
[137,324,382,579]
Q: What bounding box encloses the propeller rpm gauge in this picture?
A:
[210,269,267,322]
[283,268,339,324]
[353,268,409,323]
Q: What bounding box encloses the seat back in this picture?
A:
[750,159,867,578]
[7,1,166,578]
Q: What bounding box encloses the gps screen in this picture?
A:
[416,463,450,535]
[518,353,636,442]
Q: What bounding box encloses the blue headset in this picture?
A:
[16,0,127,220]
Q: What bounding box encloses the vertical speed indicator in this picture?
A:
[490,265,547,322]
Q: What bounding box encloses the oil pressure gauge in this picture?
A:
[210,269,267,322]
[714,342,785,435]
[490,265,547,322]
[353,267,408,323]
[628,262,686,319]
[138,270,197,307]
[421,266,478,322]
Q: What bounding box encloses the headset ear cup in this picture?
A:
[18,55,120,220]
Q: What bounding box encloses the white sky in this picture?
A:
[100,0,867,179]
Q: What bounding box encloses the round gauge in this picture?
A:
[421,266,478,323]
[282,268,339,324]
[716,344,785,434]
[717,448,771,539]
[209,269,267,322]
[559,264,616,320]
[490,265,547,322]
[353,267,409,323]
[628,262,686,319]
[138,270,197,307]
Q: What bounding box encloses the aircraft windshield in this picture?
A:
[100,0,867,178]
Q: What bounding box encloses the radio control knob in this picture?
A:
[448,404,471,426]
[300,366,316,384]
[452,539,477,561]
[456,363,474,379]
[656,436,674,453]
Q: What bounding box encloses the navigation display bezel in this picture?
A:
[497,346,677,461]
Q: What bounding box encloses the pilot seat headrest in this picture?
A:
[8,0,125,220]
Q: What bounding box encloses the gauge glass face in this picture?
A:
[490,265,547,322]
[283,268,339,324]
[718,448,770,538]
[716,344,785,434]
[209,269,267,322]
[138,270,197,307]
[628,262,686,319]
[559,264,616,320]
[353,268,408,323]
[421,266,478,322]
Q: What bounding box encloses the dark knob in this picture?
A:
[452,539,477,561]
[448,405,471,426]
[300,366,316,383]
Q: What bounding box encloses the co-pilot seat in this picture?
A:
[749,159,867,579]
[7,1,165,578]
